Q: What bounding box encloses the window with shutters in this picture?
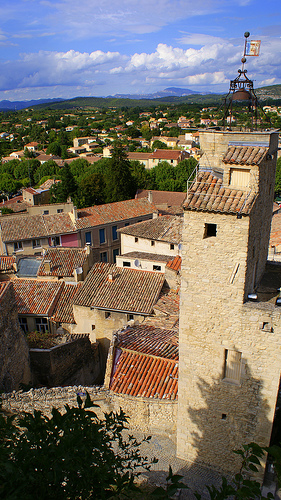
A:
[223,349,242,384]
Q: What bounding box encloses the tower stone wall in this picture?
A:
[177,130,281,475]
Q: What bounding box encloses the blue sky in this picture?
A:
[0,0,280,101]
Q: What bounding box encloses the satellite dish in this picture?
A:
[134,259,140,267]
[76,267,83,275]
[178,244,182,251]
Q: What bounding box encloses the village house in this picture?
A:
[66,261,165,370]
[148,149,189,169]
[118,214,182,259]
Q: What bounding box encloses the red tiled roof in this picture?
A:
[0,281,11,300]
[135,189,186,208]
[0,255,16,272]
[0,212,77,242]
[166,256,181,272]
[74,262,165,314]
[184,171,256,215]
[38,248,87,277]
[150,149,182,160]
[13,280,63,316]
[110,325,178,399]
[51,283,82,324]
[116,325,178,359]
[23,187,38,195]
[222,145,267,165]
[76,198,157,230]
[118,215,182,243]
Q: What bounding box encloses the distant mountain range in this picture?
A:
[0,98,63,111]
[110,87,202,99]
[0,85,281,112]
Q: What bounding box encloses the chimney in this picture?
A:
[44,260,51,273]
[72,206,77,220]
[108,273,114,282]
[148,190,153,203]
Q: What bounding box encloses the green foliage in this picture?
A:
[46,141,62,156]
[78,172,106,207]
[152,140,168,150]
[151,466,188,498]
[275,157,281,197]
[50,164,78,203]
[0,394,156,500]
[105,141,136,203]
[195,443,274,500]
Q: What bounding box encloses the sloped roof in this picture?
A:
[76,198,157,230]
[135,189,186,208]
[38,248,87,277]
[0,255,16,272]
[150,149,182,160]
[166,255,181,272]
[109,325,178,399]
[184,171,256,215]
[13,280,63,316]
[0,281,11,300]
[118,215,182,243]
[222,145,268,165]
[51,283,82,324]
[74,262,164,314]
[120,251,172,263]
[0,212,76,242]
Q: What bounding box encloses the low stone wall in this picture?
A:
[1,386,177,439]
[29,338,101,387]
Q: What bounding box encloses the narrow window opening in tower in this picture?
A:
[204,223,217,238]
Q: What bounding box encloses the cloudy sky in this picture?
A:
[0,0,280,101]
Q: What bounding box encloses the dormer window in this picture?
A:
[229,168,250,188]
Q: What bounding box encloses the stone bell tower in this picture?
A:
[177,128,281,475]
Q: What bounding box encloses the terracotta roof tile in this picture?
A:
[118,215,182,243]
[38,248,87,277]
[166,256,181,272]
[223,145,267,165]
[150,149,182,160]
[74,262,164,314]
[184,171,256,215]
[51,283,82,324]
[110,325,178,399]
[0,212,76,242]
[76,198,157,230]
[116,325,178,359]
[0,255,16,271]
[13,280,63,316]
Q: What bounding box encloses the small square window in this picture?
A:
[92,325,95,330]
[105,312,111,319]
[135,237,139,243]
[125,222,129,227]
[151,240,155,246]
[43,210,49,215]
[85,231,92,245]
[32,239,41,248]
[127,314,134,321]
[57,209,63,213]
[170,244,174,250]
[153,265,161,271]
[204,223,217,238]
[14,241,23,251]
[100,251,107,262]
[123,261,131,267]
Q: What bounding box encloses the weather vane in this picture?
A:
[222,32,265,131]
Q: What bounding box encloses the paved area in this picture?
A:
[132,431,228,499]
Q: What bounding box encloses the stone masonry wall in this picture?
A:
[0,283,31,392]
[177,208,281,476]
[1,386,177,439]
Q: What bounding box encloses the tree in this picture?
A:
[78,172,106,207]
[275,157,281,197]
[46,142,62,157]
[0,393,155,500]
[105,141,136,203]
[50,164,77,203]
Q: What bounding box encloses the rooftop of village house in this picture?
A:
[118,214,182,244]
[109,324,178,400]
[74,262,165,315]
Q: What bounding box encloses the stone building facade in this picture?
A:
[177,129,281,476]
